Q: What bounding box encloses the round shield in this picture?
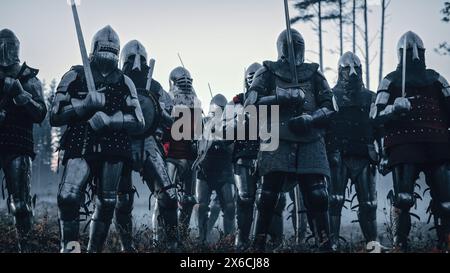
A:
[132,91,161,137]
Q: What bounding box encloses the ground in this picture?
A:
[0,202,440,253]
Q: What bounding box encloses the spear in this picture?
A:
[177,53,185,68]
[208,83,213,99]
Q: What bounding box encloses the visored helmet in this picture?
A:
[245,62,262,90]
[169,66,194,93]
[90,25,120,70]
[276,29,305,66]
[0,29,20,67]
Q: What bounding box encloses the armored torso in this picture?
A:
[261,61,326,143]
[327,85,375,157]
[0,63,42,158]
[232,93,260,162]
[61,66,132,162]
[383,69,449,149]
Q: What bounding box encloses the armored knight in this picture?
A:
[50,26,144,253]
[166,66,201,242]
[119,40,178,251]
[195,94,235,245]
[232,63,287,251]
[326,52,378,250]
[245,29,337,252]
[373,31,450,252]
[0,29,47,252]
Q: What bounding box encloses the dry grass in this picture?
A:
[0,204,439,253]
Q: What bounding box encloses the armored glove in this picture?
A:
[3,77,24,98]
[72,88,106,117]
[289,114,313,134]
[88,111,124,131]
[392,97,411,115]
[0,110,6,125]
[276,87,305,105]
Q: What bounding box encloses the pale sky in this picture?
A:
[1,0,449,108]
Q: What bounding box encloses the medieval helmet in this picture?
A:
[169,66,194,93]
[277,29,305,66]
[396,31,425,63]
[90,25,120,69]
[0,29,20,67]
[120,40,148,71]
[209,94,227,117]
[338,51,363,83]
[245,62,263,90]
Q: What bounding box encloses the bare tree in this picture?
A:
[352,0,356,53]
[318,0,324,69]
[379,0,391,83]
[291,0,340,71]
[338,0,344,56]
[363,0,370,89]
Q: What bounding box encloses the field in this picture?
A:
[0,201,439,253]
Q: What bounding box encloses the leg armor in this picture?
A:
[196,178,211,244]
[425,163,450,251]
[391,164,419,251]
[168,159,196,241]
[300,174,331,250]
[234,163,258,250]
[217,182,236,237]
[327,152,347,248]
[268,193,286,248]
[288,188,308,244]
[57,158,90,253]
[87,162,123,253]
[142,146,178,248]
[253,172,284,252]
[206,194,221,236]
[354,164,378,243]
[3,156,33,253]
[114,168,136,253]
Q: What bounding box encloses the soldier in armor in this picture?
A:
[326,52,379,250]
[195,94,235,245]
[119,40,178,251]
[50,26,145,253]
[232,63,287,251]
[245,29,337,252]
[167,66,201,242]
[373,31,450,252]
[0,29,47,252]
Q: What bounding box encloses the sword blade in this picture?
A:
[70,0,96,93]
[284,0,299,85]
[402,37,407,97]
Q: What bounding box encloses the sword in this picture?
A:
[70,0,95,93]
[401,36,407,98]
[283,0,299,85]
[69,0,95,156]
[146,59,156,91]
